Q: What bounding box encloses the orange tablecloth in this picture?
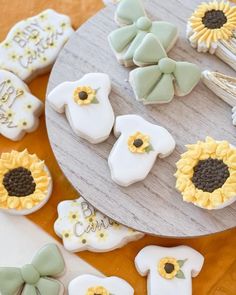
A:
[0,0,236,294]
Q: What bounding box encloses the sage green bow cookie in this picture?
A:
[129,34,201,104]
[108,0,178,67]
[0,244,65,295]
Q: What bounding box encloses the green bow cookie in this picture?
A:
[129,34,201,104]
[0,244,65,295]
[108,0,178,66]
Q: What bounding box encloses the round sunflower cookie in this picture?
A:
[187,1,236,71]
[0,149,52,215]
[175,137,236,210]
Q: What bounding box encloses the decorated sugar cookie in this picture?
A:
[47,73,114,144]
[202,70,236,107]
[187,1,236,71]
[175,137,236,210]
[0,9,74,82]
[68,275,134,295]
[0,244,65,295]
[108,115,175,186]
[135,245,204,295]
[130,34,201,104]
[54,197,144,252]
[108,0,178,67]
[0,149,52,215]
[0,69,43,141]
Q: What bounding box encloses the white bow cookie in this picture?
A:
[135,245,204,295]
[108,115,176,186]
[69,275,134,295]
[47,73,115,144]
[54,197,144,252]
[0,9,74,82]
[0,70,43,141]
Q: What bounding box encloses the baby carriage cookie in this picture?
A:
[68,274,134,295]
[0,244,65,295]
[0,69,43,141]
[108,114,176,186]
[0,149,52,215]
[130,34,201,104]
[135,245,204,295]
[108,0,178,67]
[0,9,74,82]
[187,1,236,71]
[54,197,144,252]
[175,137,236,209]
[47,73,115,144]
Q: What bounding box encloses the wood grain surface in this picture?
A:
[45,0,236,237]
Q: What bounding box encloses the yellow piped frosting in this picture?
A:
[127,132,151,154]
[175,137,236,209]
[0,149,51,211]
[189,1,236,48]
[86,286,109,295]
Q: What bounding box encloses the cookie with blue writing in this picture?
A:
[0,9,74,82]
[54,197,144,252]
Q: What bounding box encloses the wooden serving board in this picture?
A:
[45,0,236,237]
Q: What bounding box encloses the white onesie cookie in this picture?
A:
[54,197,144,252]
[47,73,115,144]
[69,275,134,295]
[135,245,204,295]
[108,114,175,186]
[0,69,43,141]
[0,9,74,82]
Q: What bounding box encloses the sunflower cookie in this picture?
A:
[135,245,204,295]
[0,244,65,295]
[130,34,201,104]
[108,0,178,67]
[0,69,43,141]
[108,114,175,186]
[47,73,114,144]
[68,275,134,295]
[187,1,236,71]
[0,9,74,82]
[0,149,52,215]
[175,137,236,209]
[54,197,144,252]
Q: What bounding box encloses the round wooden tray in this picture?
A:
[46,0,236,237]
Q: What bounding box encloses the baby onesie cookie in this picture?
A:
[187,1,236,71]
[135,245,204,295]
[130,34,201,104]
[108,0,178,67]
[54,197,144,252]
[0,244,65,295]
[175,137,236,210]
[68,275,134,295]
[47,73,114,144]
[108,114,175,186]
[0,149,52,215]
[0,9,74,82]
[0,69,43,141]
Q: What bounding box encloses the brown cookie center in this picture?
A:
[191,158,229,193]
[79,91,88,100]
[202,10,227,29]
[164,263,175,274]
[133,139,143,148]
[3,167,36,197]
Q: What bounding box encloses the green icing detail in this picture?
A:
[176,269,186,279]
[130,33,201,103]
[0,244,65,295]
[108,0,178,64]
